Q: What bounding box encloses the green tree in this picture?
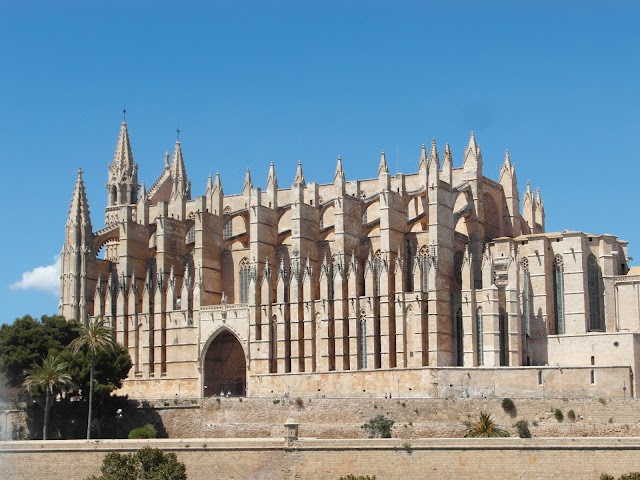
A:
[23,354,74,440]
[464,411,510,438]
[0,315,78,389]
[86,447,187,480]
[70,317,117,440]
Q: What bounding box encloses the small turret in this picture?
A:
[418,143,428,175]
[498,149,520,236]
[462,131,482,179]
[243,168,253,196]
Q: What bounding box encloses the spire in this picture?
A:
[333,155,345,182]
[213,171,223,195]
[170,139,189,199]
[137,182,147,203]
[293,161,305,186]
[243,168,253,195]
[266,161,278,190]
[499,149,517,182]
[418,143,427,171]
[112,120,134,169]
[427,138,439,170]
[463,131,481,167]
[378,150,389,175]
[164,152,170,169]
[525,180,532,197]
[205,173,214,195]
[67,168,92,229]
[441,144,453,184]
[535,186,542,205]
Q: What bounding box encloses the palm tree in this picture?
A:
[23,354,74,440]
[464,411,510,438]
[70,317,117,440]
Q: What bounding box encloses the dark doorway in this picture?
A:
[203,331,246,397]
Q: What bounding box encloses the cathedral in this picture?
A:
[59,119,640,400]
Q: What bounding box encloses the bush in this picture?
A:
[567,409,576,422]
[295,397,304,408]
[600,474,640,480]
[501,398,516,416]
[553,408,564,422]
[128,424,157,439]
[515,420,531,438]
[86,447,187,480]
[362,415,394,438]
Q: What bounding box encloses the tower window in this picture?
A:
[476,307,484,366]
[553,254,565,334]
[186,225,195,244]
[587,254,604,331]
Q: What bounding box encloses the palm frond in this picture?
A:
[464,411,510,438]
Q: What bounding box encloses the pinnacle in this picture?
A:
[378,150,389,175]
[294,160,305,186]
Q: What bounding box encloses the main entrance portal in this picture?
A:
[203,330,246,397]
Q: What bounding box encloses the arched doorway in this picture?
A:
[203,330,246,397]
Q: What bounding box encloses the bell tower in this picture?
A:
[105,111,139,225]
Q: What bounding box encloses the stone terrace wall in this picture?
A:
[155,397,640,439]
[2,437,640,480]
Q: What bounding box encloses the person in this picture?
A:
[227,390,231,397]
[220,390,224,397]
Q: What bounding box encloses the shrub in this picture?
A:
[402,441,412,453]
[295,397,304,408]
[362,415,394,438]
[128,424,157,439]
[532,420,539,427]
[619,473,640,480]
[86,447,186,480]
[600,475,615,480]
[515,420,531,438]
[553,409,564,422]
[567,409,576,422]
[501,398,516,416]
[598,397,607,405]
[464,412,510,438]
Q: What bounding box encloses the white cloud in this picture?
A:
[11,256,61,295]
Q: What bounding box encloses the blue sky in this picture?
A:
[2,1,639,324]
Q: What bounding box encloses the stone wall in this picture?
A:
[3,437,640,480]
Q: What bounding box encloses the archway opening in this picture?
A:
[203,331,246,397]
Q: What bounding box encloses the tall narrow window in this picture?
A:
[553,254,565,334]
[455,306,464,366]
[223,220,233,240]
[239,258,250,304]
[405,240,414,292]
[374,251,382,296]
[522,259,531,336]
[359,310,367,369]
[362,208,368,225]
[186,225,195,244]
[419,247,429,292]
[587,254,604,331]
[476,307,484,366]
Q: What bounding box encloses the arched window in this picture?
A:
[239,258,250,304]
[588,254,604,331]
[455,306,464,366]
[223,220,233,240]
[553,254,565,334]
[419,246,429,292]
[359,310,367,369]
[483,193,500,241]
[405,240,414,292]
[110,185,117,206]
[362,208,368,225]
[476,307,484,366]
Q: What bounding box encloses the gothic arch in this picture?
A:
[201,327,247,397]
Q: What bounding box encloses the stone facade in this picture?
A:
[59,120,640,399]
